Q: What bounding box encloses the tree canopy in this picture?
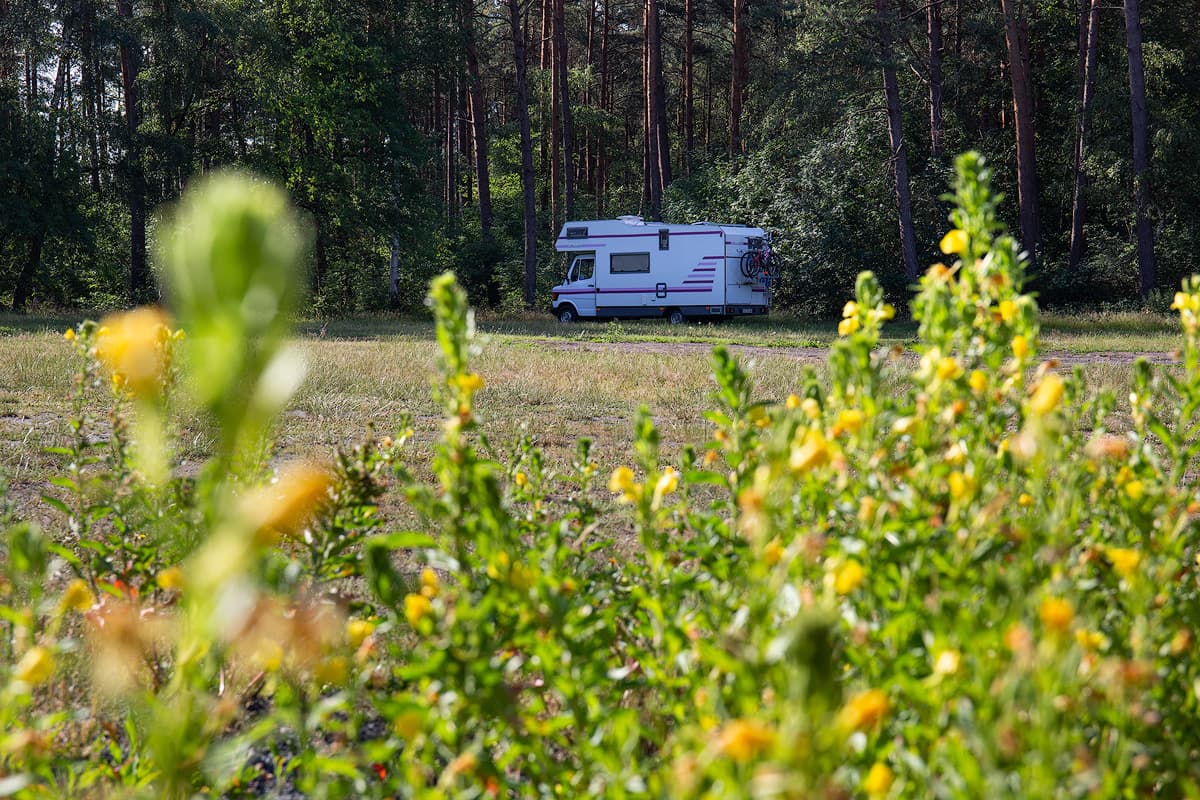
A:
[2,0,1198,314]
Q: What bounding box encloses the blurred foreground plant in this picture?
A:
[3,155,1200,798]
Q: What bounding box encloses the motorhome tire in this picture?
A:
[557,305,578,323]
[667,309,686,325]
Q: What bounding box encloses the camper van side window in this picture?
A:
[566,227,588,239]
[659,229,669,250]
[610,253,651,274]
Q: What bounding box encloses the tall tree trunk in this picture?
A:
[683,0,694,174]
[585,0,595,192]
[508,0,538,308]
[927,0,944,157]
[79,0,102,191]
[1068,0,1099,271]
[445,75,457,224]
[0,0,12,91]
[1124,0,1154,296]
[877,0,918,282]
[652,0,672,203]
[389,232,401,307]
[642,18,656,215]
[461,0,492,234]
[12,231,45,313]
[597,0,609,214]
[115,0,148,301]
[550,33,560,226]
[553,0,575,220]
[730,0,748,156]
[314,221,327,295]
[999,0,1040,266]
[540,0,551,68]
[705,58,713,151]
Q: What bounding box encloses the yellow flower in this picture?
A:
[404,594,432,628]
[347,618,376,647]
[1106,547,1141,579]
[240,463,333,544]
[608,466,635,492]
[1124,480,1145,501]
[1075,629,1109,651]
[863,762,895,797]
[837,689,890,732]
[833,559,865,594]
[833,408,865,436]
[1038,597,1074,634]
[785,393,801,410]
[509,562,536,590]
[514,471,528,487]
[842,301,859,318]
[858,496,878,523]
[452,372,485,394]
[716,719,776,763]
[1012,335,1030,360]
[14,646,55,686]
[933,648,961,676]
[790,429,830,473]
[879,303,896,321]
[608,466,642,503]
[61,579,94,612]
[1018,493,1034,507]
[95,307,173,399]
[763,538,783,566]
[800,397,821,420]
[1028,373,1064,416]
[936,356,963,381]
[63,328,76,341]
[394,710,424,741]
[652,467,679,508]
[998,299,1018,322]
[968,370,987,395]
[838,316,860,336]
[420,567,440,598]
[892,416,916,435]
[156,566,186,591]
[315,655,349,685]
[947,472,973,500]
[939,229,969,255]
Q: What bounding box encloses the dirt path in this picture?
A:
[537,338,1179,366]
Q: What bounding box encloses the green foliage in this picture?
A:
[8,156,1200,797]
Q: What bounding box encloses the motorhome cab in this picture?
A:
[550,216,775,323]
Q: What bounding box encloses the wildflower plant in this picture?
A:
[3,153,1200,797]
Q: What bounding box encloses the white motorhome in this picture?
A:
[550,216,775,323]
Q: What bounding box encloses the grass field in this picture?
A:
[0,309,1170,529]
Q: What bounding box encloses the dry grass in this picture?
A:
[0,314,1165,528]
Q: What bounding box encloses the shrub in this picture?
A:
[3,153,1200,797]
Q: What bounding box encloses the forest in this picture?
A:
[1,0,1197,316]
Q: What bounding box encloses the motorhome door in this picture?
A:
[566,252,597,316]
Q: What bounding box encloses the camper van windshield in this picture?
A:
[565,252,593,282]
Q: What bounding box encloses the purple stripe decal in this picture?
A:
[597,287,715,294]
[557,287,718,294]
[683,280,714,284]
[700,255,724,260]
[555,230,723,242]
[694,267,716,271]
